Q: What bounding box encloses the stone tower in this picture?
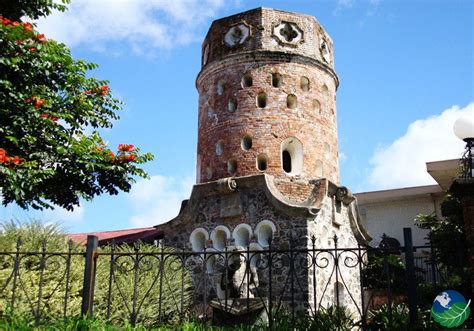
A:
[155,7,370,318]
[196,8,339,188]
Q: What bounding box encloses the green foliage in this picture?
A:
[94,244,194,327]
[0,14,153,211]
[362,253,406,291]
[415,194,469,288]
[0,0,70,21]
[0,221,192,328]
[261,306,355,331]
[366,303,438,331]
[0,220,84,321]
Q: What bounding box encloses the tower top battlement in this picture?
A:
[200,7,337,84]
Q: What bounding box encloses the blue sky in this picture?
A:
[1,0,473,233]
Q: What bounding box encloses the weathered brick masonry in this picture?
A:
[196,8,340,194]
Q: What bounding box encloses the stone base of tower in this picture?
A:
[154,174,371,319]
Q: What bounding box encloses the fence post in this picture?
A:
[403,228,417,325]
[81,235,98,317]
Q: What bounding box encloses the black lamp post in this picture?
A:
[451,112,474,294]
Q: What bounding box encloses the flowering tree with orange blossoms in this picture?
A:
[0,7,153,210]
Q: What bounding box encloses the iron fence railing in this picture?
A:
[0,227,442,329]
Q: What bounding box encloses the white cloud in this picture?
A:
[35,0,229,53]
[128,174,194,227]
[367,103,473,190]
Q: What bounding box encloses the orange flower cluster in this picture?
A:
[113,144,137,163]
[25,96,45,109]
[85,85,109,96]
[0,149,23,166]
[118,144,134,152]
[40,113,58,122]
[1,17,32,32]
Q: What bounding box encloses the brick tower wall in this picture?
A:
[196,7,340,187]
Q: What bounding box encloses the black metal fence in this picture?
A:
[0,227,442,329]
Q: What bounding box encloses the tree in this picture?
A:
[415,194,469,289]
[0,4,153,210]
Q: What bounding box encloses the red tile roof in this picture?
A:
[68,227,164,245]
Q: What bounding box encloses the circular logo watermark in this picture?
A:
[431,290,470,328]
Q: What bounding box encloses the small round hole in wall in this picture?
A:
[228,98,237,112]
[216,140,224,156]
[287,94,297,109]
[241,73,253,88]
[271,73,282,87]
[241,135,252,150]
[300,76,310,91]
[256,92,267,108]
[257,154,268,171]
[228,159,237,174]
[217,80,225,96]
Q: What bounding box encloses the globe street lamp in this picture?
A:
[453,113,474,178]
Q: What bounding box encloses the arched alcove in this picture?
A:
[241,135,252,150]
[242,73,253,88]
[211,226,231,251]
[228,98,237,112]
[216,140,224,156]
[217,80,225,96]
[272,73,282,87]
[315,160,323,177]
[227,159,237,174]
[257,154,268,171]
[232,224,253,247]
[324,142,331,159]
[255,220,276,247]
[190,228,209,252]
[281,137,303,175]
[322,84,329,97]
[287,94,297,109]
[313,100,321,114]
[300,76,310,91]
[256,92,267,108]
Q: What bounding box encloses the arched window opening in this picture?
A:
[281,137,303,175]
[257,154,268,171]
[300,76,310,91]
[282,151,291,173]
[216,140,224,156]
[217,80,225,96]
[313,100,321,115]
[241,135,252,150]
[272,73,282,88]
[324,142,331,159]
[233,224,252,247]
[322,84,329,97]
[257,92,267,108]
[256,221,276,247]
[228,159,237,174]
[315,160,323,177]
[242,73,253,88]
[287,94,297,109]
[190,229,208,252]
[228,98,237,112]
